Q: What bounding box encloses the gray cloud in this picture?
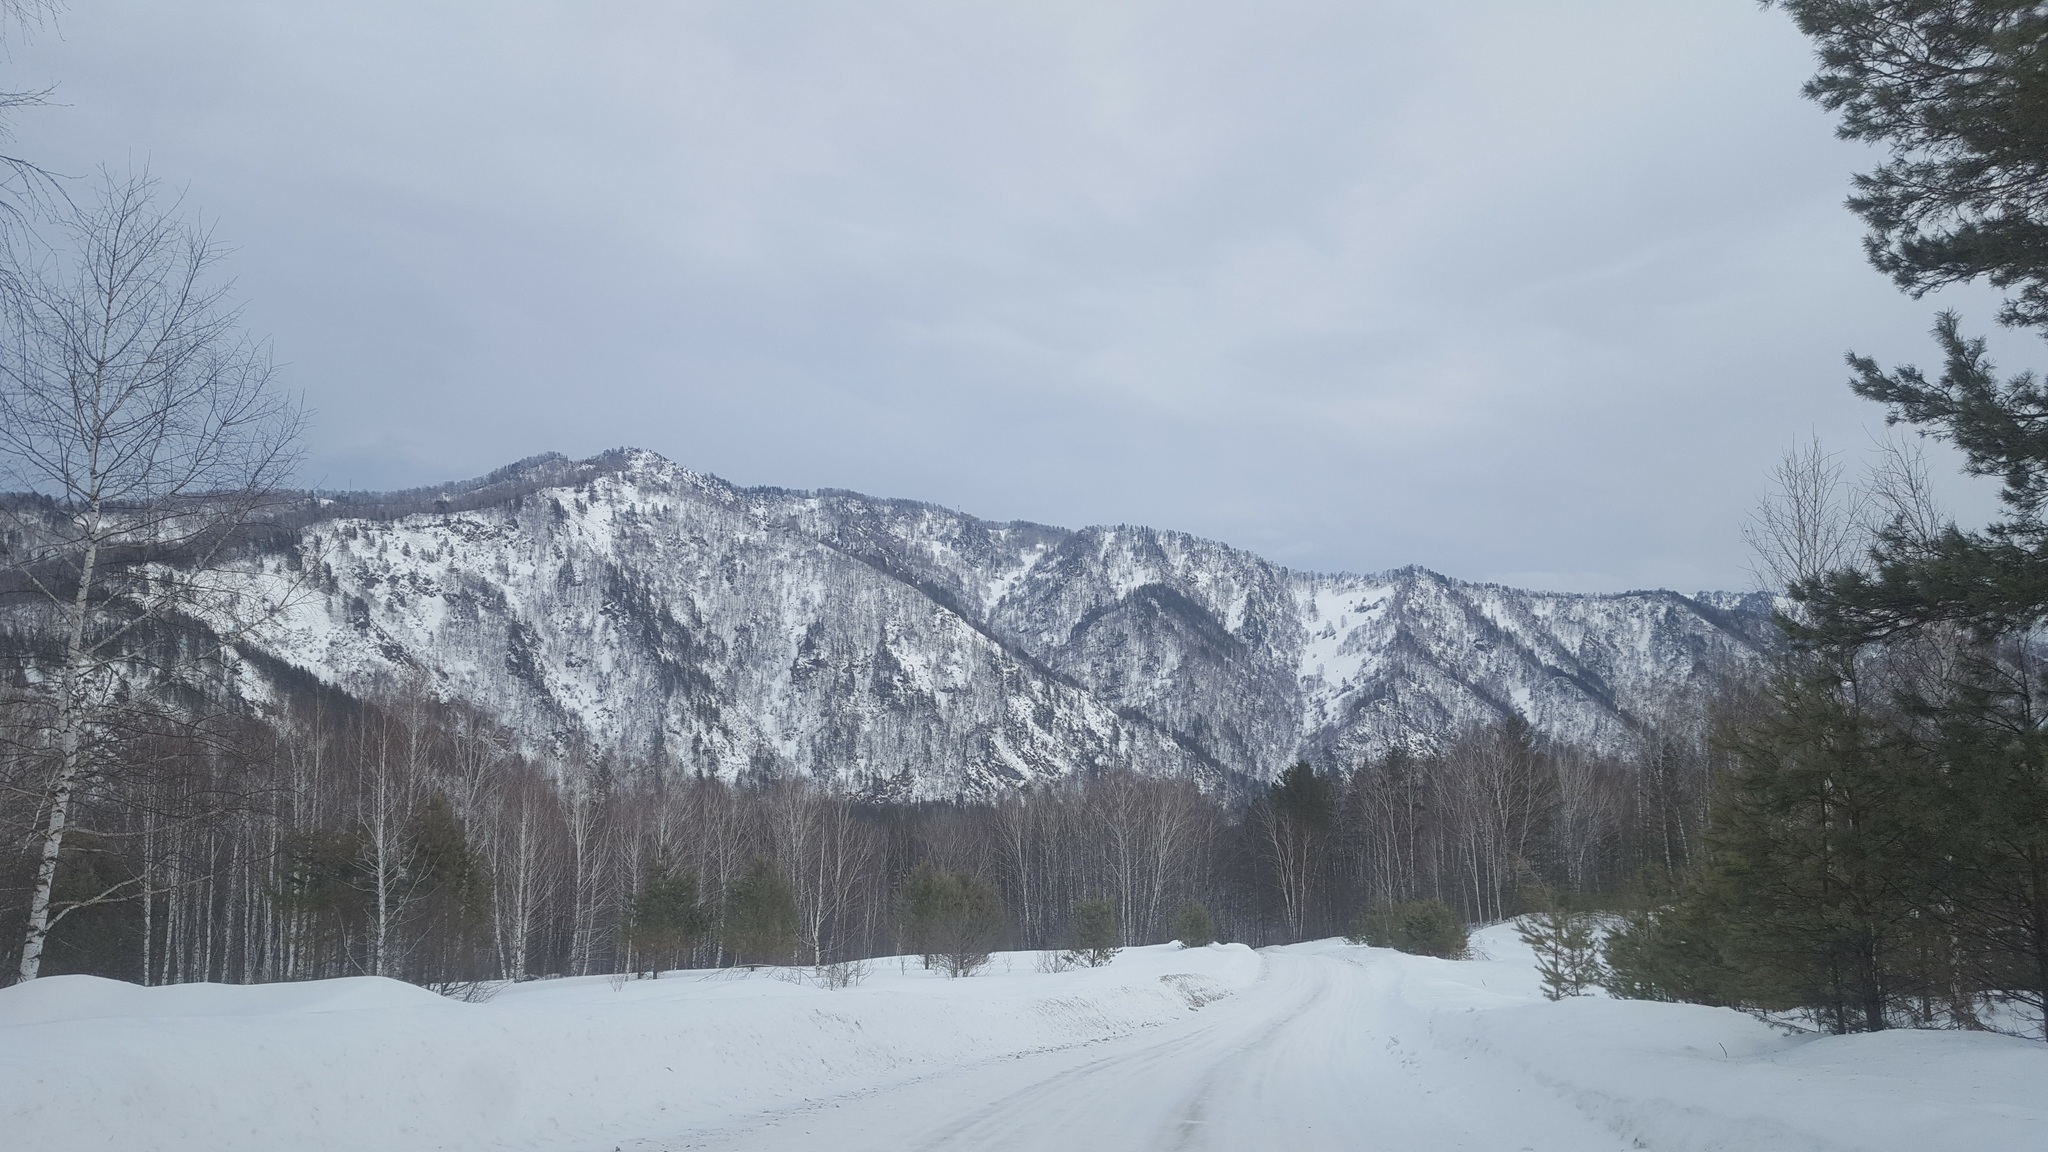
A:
[6,0,2023,591]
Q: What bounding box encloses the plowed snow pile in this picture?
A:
[2,929,2041,1152]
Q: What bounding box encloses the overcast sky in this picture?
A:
[4,0,2028,592]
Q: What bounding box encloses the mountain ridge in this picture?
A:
[197,447,1774,797]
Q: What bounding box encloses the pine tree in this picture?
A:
[724,859,798,967]
[1173,903,1216,948]
[1345,900,1469,959]
[1068,899,1121,967]
[1252,762,1335,938]
[902,863,947,969]
[1898,653,2048,1031]
[1754,0,2048,1040]
[902,864,1003,977]
[1719,665,1920,1031]
[1605,660,1934,1031]
[1601,886,1742,1007]
[1772,1,2048,327]
[628,871,706,977]
[1516,889,1605,1001]
[408,792,493,983]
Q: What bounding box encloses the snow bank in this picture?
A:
[0,972,447,1027]
[0,944,1259,1152]
[1329,923,2048,1152]
[10,930,2041,1152]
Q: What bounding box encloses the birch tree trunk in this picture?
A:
[1,171,301,982]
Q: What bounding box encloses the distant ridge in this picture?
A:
[194,448,1774,797]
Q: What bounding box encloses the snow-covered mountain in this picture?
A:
[214,449,1775,797]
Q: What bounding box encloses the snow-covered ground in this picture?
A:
[3,926,2041,1151]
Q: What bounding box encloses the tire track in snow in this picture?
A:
[624,950,1639,1152]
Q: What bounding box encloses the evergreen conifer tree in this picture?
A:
[1515,889,1605,1001]
[408,793,494,984]
[902,864,1003,977]
[1601,660,1947,1031]
[1252,763,1335,938]
[1771,1,2048,327]
[1710,664,1928,1031]
[1763,0,2048,1038]
[1173,903,1216,948]
[1601,886,1742,1006]
[724,859,798,967]
[629,871,706,978]
[1346,900,1469,959]
[1068,899,1121,967]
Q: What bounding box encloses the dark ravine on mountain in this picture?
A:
[196,449,1776,798]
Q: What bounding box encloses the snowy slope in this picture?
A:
[222,453,1212,797]
[1293,569,1774,763]
[185,449,1774,791]
[4,930,2035,1152]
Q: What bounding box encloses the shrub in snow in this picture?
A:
[431,980,502,1003]
[812,958,872,989]
[1034,948,1078,974]
[1347,901,1469,959]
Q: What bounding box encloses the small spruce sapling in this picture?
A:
[1517,891,1605,1000]
[1173,903,1216,948]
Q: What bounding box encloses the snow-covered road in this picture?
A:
[5,927,2043,1151]
[663,945,1629,1152]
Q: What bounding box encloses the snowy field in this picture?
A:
[3,926,2042,1152]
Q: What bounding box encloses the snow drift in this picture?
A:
[4,927,2040,1151]
[0,946,1260,1151]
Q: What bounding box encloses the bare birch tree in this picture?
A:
[0,1,62,224]
[1087,773,1207,945]
[558,756,609,976]
[0,171,301,981]
[353,711,425,978]
[766,781,875,964]
[486,764,557,980]
[1745,437,1870,597]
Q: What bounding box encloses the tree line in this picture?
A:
[1,672,1721,987]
